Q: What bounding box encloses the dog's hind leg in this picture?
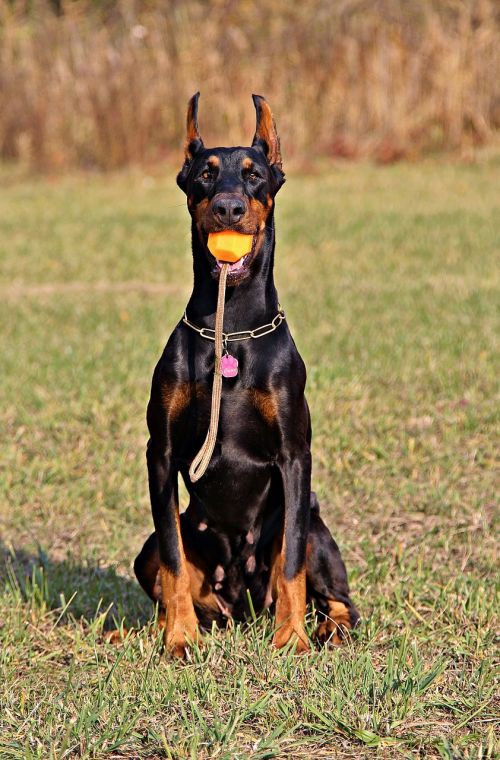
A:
[306,493,360,646]
[134,529,223,631]
[134,532,162,602]
[105,533,161,644]
[106,533,162,645]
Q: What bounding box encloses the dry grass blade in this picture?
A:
[0,0,499,169]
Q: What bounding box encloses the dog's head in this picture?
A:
[177,93,285,284]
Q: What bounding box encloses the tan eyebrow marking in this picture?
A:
[207,155,220,167]
[242,157,253,170]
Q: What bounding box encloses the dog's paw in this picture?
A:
[104,627,133,645]
[313,620,345,646]
[313,600,356,647]
[167,638,191,659]
[273,623,310,654]
[163,622,200,659]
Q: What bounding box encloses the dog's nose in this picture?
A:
[212,194,247,226]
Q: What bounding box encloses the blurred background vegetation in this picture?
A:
[1,0,499,170]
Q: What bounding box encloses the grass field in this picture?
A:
[0,160,498,759]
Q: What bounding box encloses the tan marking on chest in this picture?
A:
[250,389,278,424]
[162,382,206,422]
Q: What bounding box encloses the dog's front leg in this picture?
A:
[147,440,198,657]
[272,450,312,653]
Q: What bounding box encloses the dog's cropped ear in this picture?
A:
[184,91,204,159]
[251,94,285,190]
[177,92,205,193]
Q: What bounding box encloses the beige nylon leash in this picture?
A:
[189,263,229,482]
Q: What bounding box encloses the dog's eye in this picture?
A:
[246,171,260,182]
[200,170,211,181]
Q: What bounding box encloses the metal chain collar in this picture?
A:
[182,306,286,343]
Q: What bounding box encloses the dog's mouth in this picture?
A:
[215,252,250,273]
[207,233,258,283]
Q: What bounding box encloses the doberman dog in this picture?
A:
[133,93,359,656]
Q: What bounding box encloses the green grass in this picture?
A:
[0,160,498,759]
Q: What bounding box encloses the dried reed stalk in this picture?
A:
[0,0,498,169]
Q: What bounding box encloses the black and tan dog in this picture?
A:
[133,93,359,656]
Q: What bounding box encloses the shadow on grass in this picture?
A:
[0,541,151,630]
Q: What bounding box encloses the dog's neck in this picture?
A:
[185,215,280,332]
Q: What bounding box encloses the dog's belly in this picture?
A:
[180,456,282,625]
[183,517,276,627]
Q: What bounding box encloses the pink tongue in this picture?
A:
[219,256,245,271]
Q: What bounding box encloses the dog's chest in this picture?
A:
[177,383,281,462]
[220,384,280,432]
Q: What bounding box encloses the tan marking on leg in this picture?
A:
[314,600,352,646]
[271,533,309,653]
[264,534,280,608]
[159,511,199,657]
[184,546,221,618]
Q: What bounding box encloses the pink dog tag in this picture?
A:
[220,353,238,378]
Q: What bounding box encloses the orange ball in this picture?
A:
[207,231,253,262]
